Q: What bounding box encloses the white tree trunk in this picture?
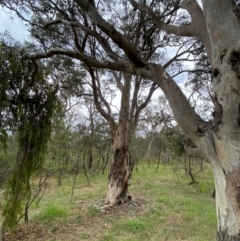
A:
[203,131,240,240]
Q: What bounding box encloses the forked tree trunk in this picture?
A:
[105,141,133,205]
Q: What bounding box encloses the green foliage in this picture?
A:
[101,234,115,241]
[164,127,186,157]
[36,206,67,221]
[0,137,17,186]
[75,214,83,223]
[126,219,148,232]
[87,205,100,217]
[0,37,61,230]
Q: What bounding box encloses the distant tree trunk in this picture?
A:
[58,169,62,187]
[88,146,93,169]
[0,221,5,241]
[24,200,29,223]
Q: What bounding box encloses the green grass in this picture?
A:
[87,205,101,217]
[35,205,68,221]
[4,161,217,241]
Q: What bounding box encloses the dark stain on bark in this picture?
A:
[196,126,205,136]
[237,116,240,126]
[109,146,133,200]
[237,104,240,126]
[234,2,240,21]
[211,95,222,130]
[236,186,240,209]
[213,68,220,77]
[231,89,239,96]
[220,50,227,63]
[229,51,240,77]
[225,169,240,227]
[217,228,240,241]
[211,68,221,83]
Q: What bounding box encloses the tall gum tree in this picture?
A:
[88,67,157,205]
[126,1,240,239]
[2,0,240,238]
[2,0,167,205]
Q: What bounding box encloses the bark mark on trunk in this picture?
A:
[105,146,133,206]
[229,50,240,78]
[217,229,240,241]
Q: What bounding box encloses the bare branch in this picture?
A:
[170,68,211,79]
[164,46,203,69]
[183,141,206,159]
[44,18,120,61]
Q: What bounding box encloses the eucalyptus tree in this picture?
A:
[2,0,240,239]
[1,0,199,206]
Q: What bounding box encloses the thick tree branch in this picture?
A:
[87,66,115,129]
[183,141,206,159]
[119,73,131,130]
[129,76,141,125]
[132,82,157,135]
[74,0,146,67]
[29,48,133,74]
[112,72,123,92]
[128,0,193,36]
[152,64,208,143]
[129,0,211,60]
[95,71,112,116]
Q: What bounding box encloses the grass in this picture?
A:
[35,206,68,221]
[2,161,217,240]
[87,205,101,217]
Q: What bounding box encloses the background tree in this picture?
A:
[0,36,60,230]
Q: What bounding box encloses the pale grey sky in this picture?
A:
[0,5,192,98]
[0,7,29,41]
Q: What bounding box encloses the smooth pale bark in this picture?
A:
[201,1,240,239]
[128,1,240,238]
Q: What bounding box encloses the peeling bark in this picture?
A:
[105,145,133,205]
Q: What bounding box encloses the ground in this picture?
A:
[2,162,216,241]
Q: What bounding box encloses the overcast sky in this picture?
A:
[0,7,29,41]
[0,6,190,95]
